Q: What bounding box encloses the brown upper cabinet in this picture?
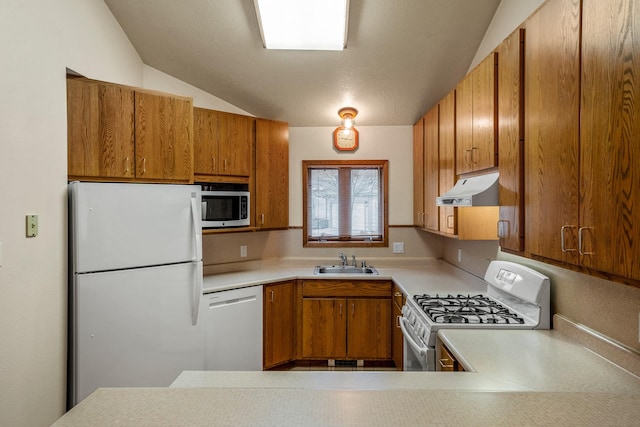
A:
[438,90,457,237]
[581,0,640,280]
[414,89,497,241]
[526,0,640,283]
[67,77,193,183]
[497,29,525,253]
[456,53,498,175]
[255,119,289,229]
[193,108,254,181]
[412,117,425,228]
[423,105,440,232]
[524,0,581,266]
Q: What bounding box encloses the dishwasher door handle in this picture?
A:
[208,295,257,309]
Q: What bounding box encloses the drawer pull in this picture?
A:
[439,359,454,369]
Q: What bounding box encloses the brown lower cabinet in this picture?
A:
[299,280,392,360]
[263,281,295,369]
[437,341,465,372]
[391,284,405,370]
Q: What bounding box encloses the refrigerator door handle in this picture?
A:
[190,193,203,261]
[192,261,203,325]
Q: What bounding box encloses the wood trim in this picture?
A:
[302,160,389,248]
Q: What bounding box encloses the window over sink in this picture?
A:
[302,160,388,247]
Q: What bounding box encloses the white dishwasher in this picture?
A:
[202,285,263,370]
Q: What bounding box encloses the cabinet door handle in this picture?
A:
[339,303,343,316]
[141,158,146,175]
[464,149,471,166]
[211,156,215,172]
[471,147,479,164]
[261,213,265,225]
[561,225,577,252]
[352,303,355,316]
[224,158,228,171]
[270,290,274,303]
[439,359,454,369]
[497,220,508,239]
[396,315,401,328]
[578,227,595,256]
[447,215,454,230]
[124,157,129,174]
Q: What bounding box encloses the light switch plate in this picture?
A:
[392,242,405,254]
[26,215,38,237]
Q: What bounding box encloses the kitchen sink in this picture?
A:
[314,265,379,275]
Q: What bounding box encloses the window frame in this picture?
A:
[302,159,389,248]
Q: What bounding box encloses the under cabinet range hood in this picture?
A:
[436,172,499,207]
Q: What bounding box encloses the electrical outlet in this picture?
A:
[240,245,247,258]
[457,248,462,263]
[392,242,405,254]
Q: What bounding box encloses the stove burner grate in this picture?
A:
[413,294,525,325]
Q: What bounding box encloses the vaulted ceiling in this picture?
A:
[104,0,501,126]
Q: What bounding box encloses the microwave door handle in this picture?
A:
[399,317,428,357]
[190,193,202,261]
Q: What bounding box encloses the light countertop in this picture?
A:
[202,259,487,297]
[437,329,640,393]
[53,262,640,425]
[54,324,640,426]
[53,388,640,426]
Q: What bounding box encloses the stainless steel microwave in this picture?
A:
[201,187,250,228]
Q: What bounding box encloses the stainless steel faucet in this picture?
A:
[338,252,347,266]
[352,255,357,267]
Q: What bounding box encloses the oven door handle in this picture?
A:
[399,317,428,357]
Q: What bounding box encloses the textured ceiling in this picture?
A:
[104,0,501,126]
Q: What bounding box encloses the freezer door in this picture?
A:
[70,182,202,273]
[70,263,204,406]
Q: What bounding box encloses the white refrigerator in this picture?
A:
[68,182,204,407]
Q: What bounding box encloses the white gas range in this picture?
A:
[399,260,550,371]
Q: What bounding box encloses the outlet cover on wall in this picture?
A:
[240,245,247,258]
[392,242,404,254]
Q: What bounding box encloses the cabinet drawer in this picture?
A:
[392,284,404,309]
[302,280,391,298]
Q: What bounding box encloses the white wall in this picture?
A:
[0,1,142,426]
[468,0,545,71]
[142,65,253,114]
[289,126,414,226]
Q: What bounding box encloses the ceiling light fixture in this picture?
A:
[333,107,359,151]
[338,106,357,128]
[254,0,349,50]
